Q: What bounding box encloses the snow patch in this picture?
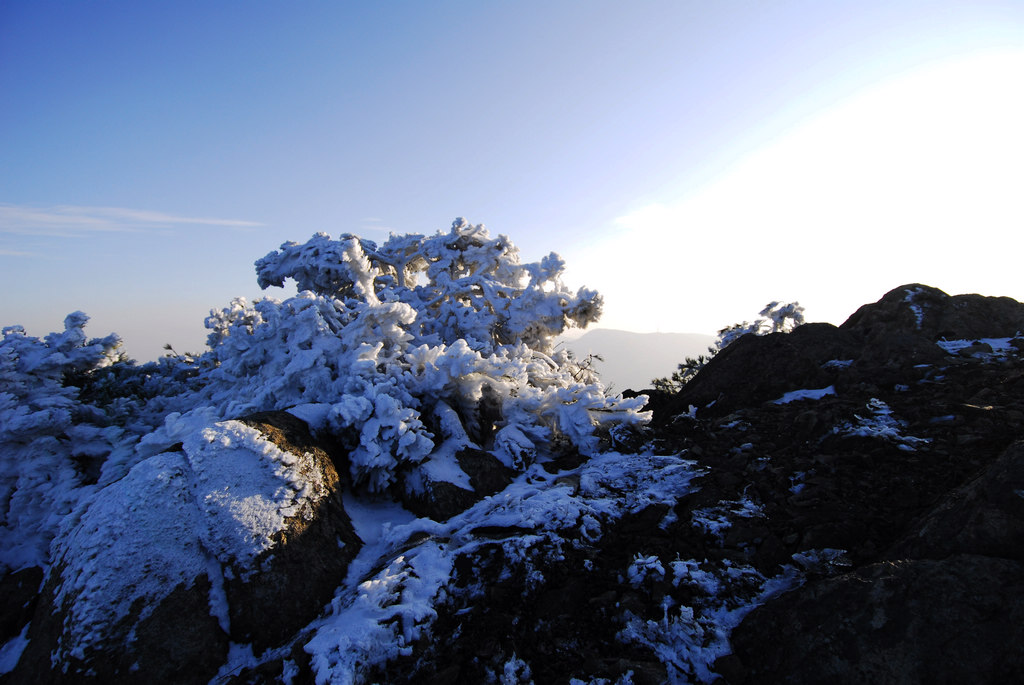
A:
[0,624,30,675]
[835,398,930,450]
[306,540,453,685]
[937,337,1020,358]
[771,386,835,404]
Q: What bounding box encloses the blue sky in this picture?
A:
[2,1,1022,360]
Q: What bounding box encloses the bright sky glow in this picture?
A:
[566,48,1024,333]
[2,1,1022,359]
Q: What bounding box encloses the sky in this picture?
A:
[2,1,1022,361]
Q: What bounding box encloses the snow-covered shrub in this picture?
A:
[194,218,648,492]
[0,314,124,571]
[714,301,805,350]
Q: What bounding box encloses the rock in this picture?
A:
[841,284,1024,341]
[0,566,42,642]
[665,322,858,417]
[891,441,1024,561]
[10,411,360,680]
[732,556,1024,684]
[10,452,230,684]
[228,411,362,651]
[456,447,516,495]
[400,477,478,521]
[399,448,515,521]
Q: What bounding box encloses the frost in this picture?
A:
[903,287,925,329]
[835,398,930,450]
[692,497,764,542]
[183,420,330,570]
[1,220,649,582]
[936,337,1020,359]
[500,653,534,684]
[791,548,851,573]
[0,624,30,675]
[627,554,666,587]
[715,301,805,349]
[618,561,802,684]
[43,420,338,663]
[0,314,122,571]
[771,386,835,404]
[306,541,453,685]
[304,449,703,682]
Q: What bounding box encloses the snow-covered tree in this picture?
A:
[205,218,647,491]
[714,301,805,350]
[0,314,124,570]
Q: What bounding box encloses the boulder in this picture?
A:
[665,322,857,417]
[10,411,360,681]
[399,447,516,521]
[228,411,362,650]
[11,452,229,684]
[841,283,1024,341]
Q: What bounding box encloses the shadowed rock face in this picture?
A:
[730,441,1024,684]
[732,555,1024,684]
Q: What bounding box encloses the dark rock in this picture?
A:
[12,561,228,685]
[456,447,516,496]
[399,448,516,521]
[400,478,478,521]
[665,322,857,417]
[841,283,1024,341]
[732,556,1024,684]
[0,566,42,642]
[891,441,1024,561]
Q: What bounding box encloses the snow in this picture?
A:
[627,554,666,587]
[50,452,209,663]
[791,548,851,573]
[903,287,925,329]
[306,540,454,685]
[617,559,803,684]
[0,625,30,675]
[184,420,331,570]
[936,337,1020,357]
[303,449,704,683]
[500,654,534,684]
[835,398,930,450]
[341,491,420,547]
[692,496,764,542]
[771,385,835,404]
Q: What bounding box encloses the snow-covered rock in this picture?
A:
[10,411,360,683]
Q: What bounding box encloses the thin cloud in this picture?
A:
[0,204,264,236]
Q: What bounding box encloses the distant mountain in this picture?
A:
[558,328,716,392]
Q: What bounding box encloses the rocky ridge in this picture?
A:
[3,283,1024,683]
